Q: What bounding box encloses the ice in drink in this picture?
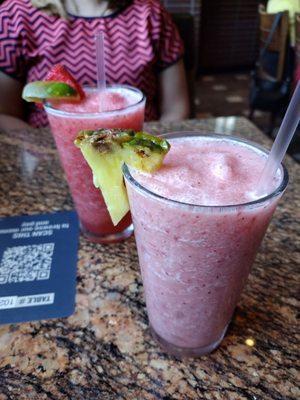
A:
[45,85,145,243]
[124,133,288,356]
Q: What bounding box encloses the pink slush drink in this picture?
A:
[45,85,145,243]
[124,133,288,357]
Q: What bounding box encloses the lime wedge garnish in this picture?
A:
[22,81,80,103]
[75,129,170,225]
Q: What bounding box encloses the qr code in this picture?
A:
[0,243,55,285]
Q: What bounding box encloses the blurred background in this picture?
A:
[162,0,300,162]
[1,0,299,160]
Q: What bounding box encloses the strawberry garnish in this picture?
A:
[45,64,85,100]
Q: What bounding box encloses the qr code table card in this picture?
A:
[0,211,79,324]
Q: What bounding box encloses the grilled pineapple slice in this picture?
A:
[75,129,170,225]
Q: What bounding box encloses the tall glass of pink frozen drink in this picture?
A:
[123,132,288,357]
[45,85,145,243]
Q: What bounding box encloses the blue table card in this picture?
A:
[0,211,79,324]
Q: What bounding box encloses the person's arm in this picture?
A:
[0,71,31,130]
[158,59,190,122]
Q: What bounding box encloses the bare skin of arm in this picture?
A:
[0,71,31,130]
[159,59,190,122]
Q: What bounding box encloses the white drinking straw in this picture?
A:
[257,81,300,194]
[95,32,106,91]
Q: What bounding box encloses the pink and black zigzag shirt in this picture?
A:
[0,0,184,127]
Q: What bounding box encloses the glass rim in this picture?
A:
[122,132,289,212]
[44,84,145,118]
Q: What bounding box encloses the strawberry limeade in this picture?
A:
[124,133,288,356]
[45,85,145,243]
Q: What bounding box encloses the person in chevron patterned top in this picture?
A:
[0,0,190,130]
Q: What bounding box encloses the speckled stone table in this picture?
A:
[0,117,299,400]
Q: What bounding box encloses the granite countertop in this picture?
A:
[0,117,299,399]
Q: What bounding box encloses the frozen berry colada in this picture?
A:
[124,133,288,356]
[73,128,288,357]
[22,65,145,243]
[46,86,145,242]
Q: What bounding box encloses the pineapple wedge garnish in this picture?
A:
[74,129,170,225]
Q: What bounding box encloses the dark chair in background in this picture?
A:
[172,13,196,118]
[249,5,292,135]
